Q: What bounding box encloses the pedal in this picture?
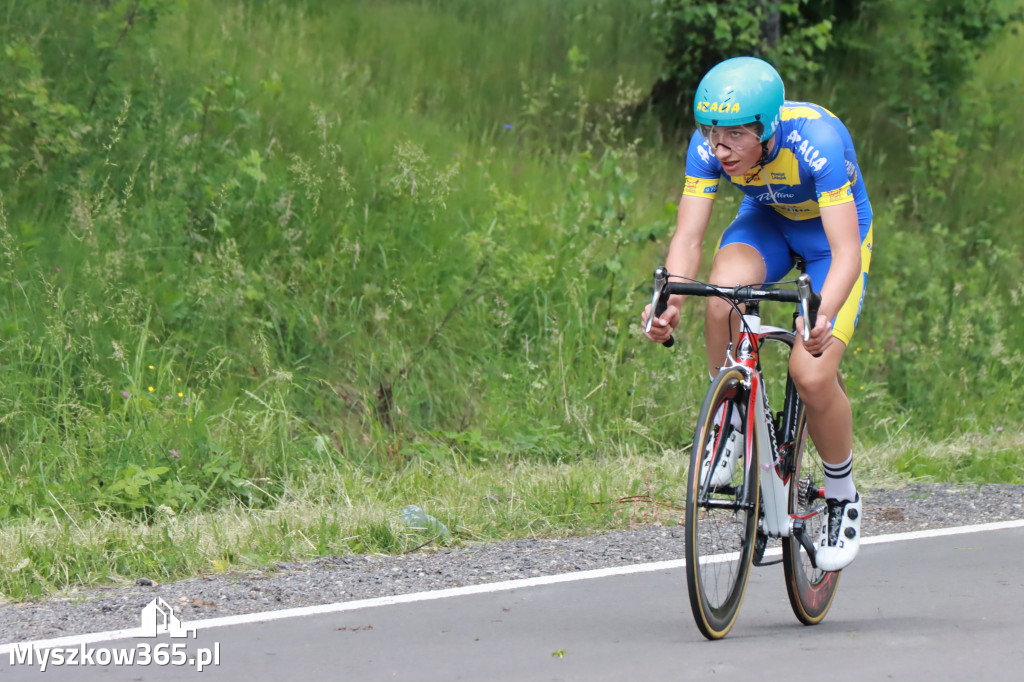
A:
[790,518,819,569]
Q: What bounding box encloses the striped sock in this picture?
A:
[823,452,857,502]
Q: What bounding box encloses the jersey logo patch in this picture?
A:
[763,149,800,185]
[818,182,853,207]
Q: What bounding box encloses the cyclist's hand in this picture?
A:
[796,314,834,356]
[641,303,679,344]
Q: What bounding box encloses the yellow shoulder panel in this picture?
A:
[780,104,838,121]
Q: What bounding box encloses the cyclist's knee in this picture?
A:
[789,358,841,400]
[706,296,734,325]
[710,246,764,285]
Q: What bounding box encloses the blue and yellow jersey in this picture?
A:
[682,101,872,224]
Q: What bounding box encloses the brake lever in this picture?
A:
[646,266,674,348]
[796,273,822,357]
[796,274,813,343]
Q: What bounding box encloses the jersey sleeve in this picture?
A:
[801,118,855,208]
[682,130,721,200]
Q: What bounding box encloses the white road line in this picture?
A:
[3,518,1023,653]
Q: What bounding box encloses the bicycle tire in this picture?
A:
[684,367,758,640]
[781,373,845,624]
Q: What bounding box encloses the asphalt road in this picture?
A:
[3,523,1022,681]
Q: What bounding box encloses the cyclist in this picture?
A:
[640,56,872,571]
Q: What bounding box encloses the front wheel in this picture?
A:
[684,367,758,640]
[782,375,843,624]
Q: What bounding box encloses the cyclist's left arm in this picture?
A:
[803,115,863,345]
[806,200,861,351]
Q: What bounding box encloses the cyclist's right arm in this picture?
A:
[642,193,714,343]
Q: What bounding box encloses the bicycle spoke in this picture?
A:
[782,388,841,624]
[685,368,757,640]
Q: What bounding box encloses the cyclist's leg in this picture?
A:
[790,340,850,466]
[787,222,872,469]
[790,321,860,573]
[786,223,873,571]
[706,202,793,373]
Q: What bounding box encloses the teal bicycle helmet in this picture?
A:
[694,57,784,142]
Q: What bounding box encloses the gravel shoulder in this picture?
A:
[2,483,1022,645]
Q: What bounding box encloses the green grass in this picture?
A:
[0,1,1021,599]
[0,448,690,599]
[3,427,1019,600]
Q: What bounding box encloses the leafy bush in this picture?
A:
[828,0,1022,140]
[647,0,835,131]
[647,0,1021,138]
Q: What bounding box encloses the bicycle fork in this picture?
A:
[742,378,821,566]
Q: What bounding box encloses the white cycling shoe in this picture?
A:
[816,494,862,571]
[700,405,743,487]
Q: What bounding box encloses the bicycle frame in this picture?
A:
[726,302,804,540]
[656,272,823,557]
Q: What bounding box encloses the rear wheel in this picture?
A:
[782,375,843,624]
[684,367,758,640]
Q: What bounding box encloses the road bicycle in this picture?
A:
[646,265,841,640]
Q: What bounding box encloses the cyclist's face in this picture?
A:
[699,125,763,175]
